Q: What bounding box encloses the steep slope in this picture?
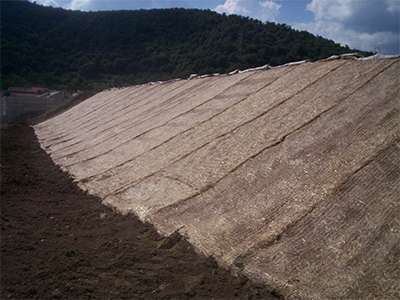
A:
[34,56,400,299]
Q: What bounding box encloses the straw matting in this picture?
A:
[34,58,400,299]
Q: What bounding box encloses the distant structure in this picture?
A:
[6,86,50,97]
[1,87,68,121]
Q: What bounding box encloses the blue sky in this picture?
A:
[32,0,399,55]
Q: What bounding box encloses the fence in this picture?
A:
[1,94,66,121]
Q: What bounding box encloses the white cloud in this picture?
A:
[306,0,352,22]
[64,0,92,10]
[39,0,61,6]
[34,0,67,7]
[296,20,399,54]
[385,0,400,13]
[294,0,399,54]
[215,0,281,22]
[33,0,91,10]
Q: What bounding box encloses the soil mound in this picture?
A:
[1,122,280,299]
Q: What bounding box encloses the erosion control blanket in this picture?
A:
[34,58,400,299]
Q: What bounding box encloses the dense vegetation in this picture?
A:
[1,0,369,92]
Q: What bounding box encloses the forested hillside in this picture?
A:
[1,0,368,91]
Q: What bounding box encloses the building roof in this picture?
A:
[7,86,49,97]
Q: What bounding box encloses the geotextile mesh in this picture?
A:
[34,58,400,299]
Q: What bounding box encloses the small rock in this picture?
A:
[157,230,181,250]
[52,288,61,298]
[184,289,196,297]
[27,287,37,295]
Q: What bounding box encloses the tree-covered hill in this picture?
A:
[1,0,369,91]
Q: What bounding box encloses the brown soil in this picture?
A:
[1,121,282,300]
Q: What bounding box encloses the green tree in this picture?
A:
[1,0,370,92]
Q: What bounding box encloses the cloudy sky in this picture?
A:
[31,0,399,55]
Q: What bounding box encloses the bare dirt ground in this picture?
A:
[1,121,281,299]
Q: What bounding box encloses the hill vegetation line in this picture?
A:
[1,0,369,92]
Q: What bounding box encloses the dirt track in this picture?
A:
[1,121,281,299]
